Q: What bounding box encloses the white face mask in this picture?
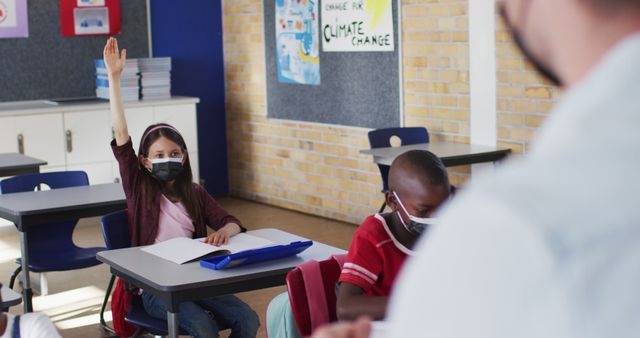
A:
[393,191,439,235]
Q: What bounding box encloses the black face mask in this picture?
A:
[499,5,563,87]
[150,157,184,182]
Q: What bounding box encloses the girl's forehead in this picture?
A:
[148,136,182,151]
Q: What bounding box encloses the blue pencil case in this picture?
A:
[199,240,313,270]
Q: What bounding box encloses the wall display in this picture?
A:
[322,0,394,52]
[275,0,320,85]
[60,0,120,36]
[0,0,28,39]
[0,1,148,102]
[264,0,401,129]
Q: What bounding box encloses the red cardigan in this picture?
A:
[111,138,244,246]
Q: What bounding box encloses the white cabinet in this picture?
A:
[0,114,66,169]
[124,107,154,153]
[153,104,199,153]
[63,109,113,184]
[0,116,18,153]
[0,98,199,184]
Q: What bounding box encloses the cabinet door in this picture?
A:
[63,110,111,165]
[153,104,199,152]
[0,116,18,153]
[66,162,114,185]
[188,151,200,184]
[124,107,154,153]
[15,114,66,168]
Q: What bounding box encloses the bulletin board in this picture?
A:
[0,1,148,102]
[263,0,402,129]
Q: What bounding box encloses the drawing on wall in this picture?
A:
[275,0,320,85]
[322,0,394,52]
[0,0,28,39]
[74,7,109,34]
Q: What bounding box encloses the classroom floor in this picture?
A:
[0,197,357,338]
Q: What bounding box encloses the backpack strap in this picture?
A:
[332,254,347,268]
[12,315,21,338]
[298,260,330,330]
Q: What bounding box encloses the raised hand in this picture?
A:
[103,37,127,77]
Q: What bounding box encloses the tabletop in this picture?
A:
[0,153,47,176]
[360,142,511,166]
[0,286,22,309]
[0,183,126,229]
[97,228,346,293]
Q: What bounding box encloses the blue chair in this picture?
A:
[367,127,430,212]
[0,171,105,292]
[99,210,190,336]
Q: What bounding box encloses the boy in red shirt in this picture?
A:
[337,149,452,320]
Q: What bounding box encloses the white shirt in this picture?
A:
[388,33,640,338]
[1,313,61,338]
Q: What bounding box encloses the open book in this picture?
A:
[141,233,275,264]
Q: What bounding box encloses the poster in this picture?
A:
[322,0,394,52]
[60,0,120,36]
[0,0,28,39]
[74,7,109,35]
[275,0,320,85]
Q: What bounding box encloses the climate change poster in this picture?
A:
[322,0,394,52]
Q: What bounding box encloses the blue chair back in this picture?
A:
[101,210,131,250]
[367,127,429,191]
[0,171,101,271]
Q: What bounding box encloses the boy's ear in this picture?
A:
[385,191,398,211]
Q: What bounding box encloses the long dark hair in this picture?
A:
[138,123,202,223]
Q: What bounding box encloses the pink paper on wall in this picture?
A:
[0,0,29,39]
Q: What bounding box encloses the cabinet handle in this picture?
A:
[17,134,24,154]
[66,130,73,153]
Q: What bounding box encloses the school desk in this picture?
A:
[0,183,126,312]
[360,141,511,167]
[0,153,47,177]
[97,228,346,338]
[0,285,22,310]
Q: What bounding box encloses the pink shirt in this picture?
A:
[154,194,195,243]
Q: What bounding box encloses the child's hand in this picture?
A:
[206,223,241,246]
[312,317,372,338]
[103,37,127,77]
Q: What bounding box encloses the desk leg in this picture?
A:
[167,311,179,338]
[19,231,33,312]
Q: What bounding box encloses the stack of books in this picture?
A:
[138,57,172,100]
[95,59,140,101]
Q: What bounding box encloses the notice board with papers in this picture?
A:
[263,0,401,129]
[0,1,148,102]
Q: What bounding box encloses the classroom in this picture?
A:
[1,0,638,337]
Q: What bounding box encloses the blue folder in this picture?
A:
[199,240,313,270]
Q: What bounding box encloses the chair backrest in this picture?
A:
[367,127,429,149]
[286,254,347,337]
[101,210,131,250]
[367,127,429,192]
[0,171,89,193]
[0,171,89,253]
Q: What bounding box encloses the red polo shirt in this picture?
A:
[339,214,413,296]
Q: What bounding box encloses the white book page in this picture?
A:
[206,232,275,254]
[141,233,275,265]
[141,237,217,265]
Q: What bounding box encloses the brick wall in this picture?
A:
[495,12,560,154]
[222,0,554,225]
